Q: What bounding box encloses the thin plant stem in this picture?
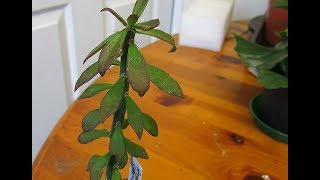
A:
[106,29,135,180]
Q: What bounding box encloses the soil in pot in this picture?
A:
[259,88,288,134]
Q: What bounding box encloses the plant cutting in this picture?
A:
[74,0,183,179]
[234,0,288,142]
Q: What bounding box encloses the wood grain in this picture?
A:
[32,21,288,180]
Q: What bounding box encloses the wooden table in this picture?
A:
[32,21,288,180]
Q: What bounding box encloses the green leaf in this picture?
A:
[117,152,128,169]
[101,7,127,26]
[122,119,129,129]
[136,29,176,52]
[87,155,100,171]
[125,138,149,159]
[280,58,288,76]
[143,113,158,137]
[98,28,128,76]
[110,124,126,165]
[100,76,126,121]
[79,83,113,99]
[127,43,150,97]
[82,109,102,132]
[112,60,121,66]
[127,14,139,27]
[234,34,288,70]
[148,65,183,98]
[126,96,144,139]
[111,169,122,180]
[83,32,118,64]
[275,40,288,49]
[87,153,111,180]
[135,19,160,31]
[74,62,98,91]
[77,129,109,144]
[272,0,288,9]
[277,29,288,41]
[257,68,288,89]
[132,0,149,17]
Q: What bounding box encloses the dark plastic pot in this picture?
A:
[259,88,288,134]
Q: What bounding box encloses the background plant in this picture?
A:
[74,0,183,179]
[234,0,288,89]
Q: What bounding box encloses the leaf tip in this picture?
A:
[144,154,149,159]
[77,133,85,144]
[138,90,148,97]
[83,56,89,64]
[98,67,106,77]
[169,46,177,52]
[100,7,110,12]
[74,83,80,92]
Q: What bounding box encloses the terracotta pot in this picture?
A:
[264,0,288,45]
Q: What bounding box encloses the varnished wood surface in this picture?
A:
[32,21,288,180]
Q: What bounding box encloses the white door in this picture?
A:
[32,0,104,163]
[32,0,173,163]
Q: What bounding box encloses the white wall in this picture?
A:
[232,0,268,20]
[172,0,269,34]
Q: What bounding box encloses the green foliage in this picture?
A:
[148,65,184,97]
[98,29,128,76]
[280,58,288,76]
[234,34,288,89]
[110,124,126,165]
[272,0,288,9]
[234,1,288,89]
[81,109,102,132]
[74,62,98,91]
[143,113,158,137]
[78,129,109,144]
[100,76,126,121]
[136,29,177,52]
[125,138,149,159]
[79,83,112,99]
[234,35,288,70]
[122,119,129,129]
[127,43,150,97]
[83,33,118,64]
[111,169,122,180]
[126,96,144,139]
[117,152,128,169]
[135,19,160,31]
[132,0,149,17]
[101,8,127,26]
[74,0,183,178]
[127,14,139,27]
[87,153,111,180]
[257,68,288,89]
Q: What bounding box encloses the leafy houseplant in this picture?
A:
[234,0,288,141]
[74,0,183,179]
[265,0,288,45]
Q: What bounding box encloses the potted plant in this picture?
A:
[74,0,183,179]
[265,0,288,45]
[234,0,288,143]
